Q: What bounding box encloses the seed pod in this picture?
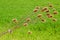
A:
[33,9,38,12]
[26,18,31,22]
[23,23,28,26]
[37,14,42,18]
[53,11,58,14]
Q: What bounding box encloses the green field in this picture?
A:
[0,0,60,40]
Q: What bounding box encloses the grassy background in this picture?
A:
[0,0,60,40]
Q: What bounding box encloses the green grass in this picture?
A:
[0,0,60,40]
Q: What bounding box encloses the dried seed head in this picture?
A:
[28,31,32,34]
[52,18,57,22]
[12,18,18,23]
[53,11,58,14]
[26,18,31,22]
[33,9,38,12]
[37,14,42,18]
[35,6,40,9]
[23,23,28,26]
